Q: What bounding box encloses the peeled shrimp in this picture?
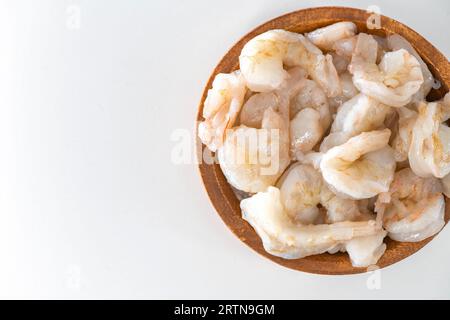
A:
[279,161,381,227]
[239,29,341,96]
[307,22,357,51]
[320,186,363,223]
[330,52,350,74]
[289,78,331,155]
[375,168,445,242]
[331,94,391,137]
[240,186,382,260]
[218,69,303,193]
[277,163,323,224]
[239,92,278,128]
[391,106,417,162]
[349,33,423,107]
[328,72,359,114]
[218,107,290,193]
[319,132,351,152]
[387,34,434,102]
[239,67,306,128]
[330,36,356,74]
[409,102,450,178]
[345,230,387,267]
[278,162,365,225]
[198,71,247,151]
[290,79,331,128]
[290,108,323,155]
[332,36,357,58]
[320,129,396,199]
[296,151,323,170]
[320,186,388,267]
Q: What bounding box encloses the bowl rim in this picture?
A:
[195,6,450,275]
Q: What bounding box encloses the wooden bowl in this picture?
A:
[196,6,450,275]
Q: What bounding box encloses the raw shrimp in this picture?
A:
[320,186,363,223]
[279,160,381,227]
[239,92,278,128]
[277,163,323,224]
[328,72,359,114]
[331,94,391,136]
[278,162,366,225]
[409,102,450,178]
[332,36,357,57]
[375,168,445,242]
[330,52,350,74]
[289,78,332,155]
[290,79,331,129]
[239,29,341,96]
[290,108,323,155]
[345,230,387,267]
[296,151,323,169]
[349,33,424,107]
[372,35,389,63]
[387,34,434,102]
[320,129,396,199]
[391,106,417,162]
[307,22,357,51]
[321,186,388,267]
[218,108,289,193]
[319,132,351,152]
[239,67,306,128]
[198,71,247,151]
[240,186,382,260]
[218,69,303,193]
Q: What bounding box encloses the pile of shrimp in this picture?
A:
[198,22,450,268]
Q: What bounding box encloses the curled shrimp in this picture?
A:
[290,78,331,128]
[198,71,247,152]
[239,92,278,128]
[278,161,364,225]
[320,185,364,223]
[387,34,434,102]
[239,67,306,128]
[375,168,445,242]
[240,186,382,260]
[320,129,396,199]
[409,101,450,178]
[306,22,357,51]
[289,78,331,155]
[331,93,391,137]
[218,108,289,193]
[277,163,323,224]
[218,70,301,193]
[290,108,323,156]
[239,29,341,96]
[349,33,424,107]
[320,186,388,267]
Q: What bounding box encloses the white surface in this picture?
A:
[0,0,449,299]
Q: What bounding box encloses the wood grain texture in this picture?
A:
[196,7,450,275]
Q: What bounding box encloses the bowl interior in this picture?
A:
[197,7,450,274]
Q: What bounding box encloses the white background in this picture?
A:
[0,0,449,299]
